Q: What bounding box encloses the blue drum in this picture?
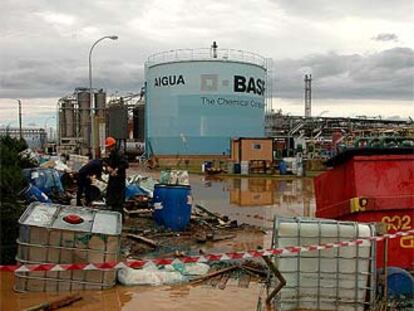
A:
[153,184,192,232]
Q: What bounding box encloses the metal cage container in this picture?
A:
[15,203,122,292]
[271,217,377,311]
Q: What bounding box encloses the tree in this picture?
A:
[0,135,29,264]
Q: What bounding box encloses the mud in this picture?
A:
[0,173,315,311]
[1,272,266,310]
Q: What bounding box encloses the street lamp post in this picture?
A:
[88,35,118,159]
[16,99,22,139]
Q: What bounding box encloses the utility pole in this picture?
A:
[16,99,22,139]
[304,74,312,118]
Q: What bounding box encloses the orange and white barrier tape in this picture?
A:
[1,229,413,273]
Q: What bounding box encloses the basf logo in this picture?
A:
[200,74,265,96]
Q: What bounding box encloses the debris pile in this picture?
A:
[118,262,210,286]
[122,202,265,259]
[190,261,268,289]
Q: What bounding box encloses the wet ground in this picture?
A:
[0,173,315,311]
[191,175,315,229]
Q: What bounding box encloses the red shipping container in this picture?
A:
[314,151,414,269]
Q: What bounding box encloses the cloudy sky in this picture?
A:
[1,0,413,127]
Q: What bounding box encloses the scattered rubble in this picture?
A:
[121,201,266,260]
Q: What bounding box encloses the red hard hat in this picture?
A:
[105,137,116,148]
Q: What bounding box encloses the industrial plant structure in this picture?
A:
[57,88,107,155]
[144,43,272,156]
[0,127,47,150]
[57,87,144,157]
[54,43,412,166]
[265,111,414,159]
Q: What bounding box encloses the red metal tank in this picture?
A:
[314,148,414,269]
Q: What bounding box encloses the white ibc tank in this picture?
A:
[15,203,122,292]
[272,217,376,311]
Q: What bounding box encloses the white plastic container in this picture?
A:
[272,217,376,311]
[15,202,122,292]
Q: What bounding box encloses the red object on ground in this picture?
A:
[314,152,414,269]
[63,214,84,224]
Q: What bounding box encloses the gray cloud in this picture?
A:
[274,0,413,21]
[273,47,414,100]
[0,0,413,106]
[2,47,412,102]
[0,56,145,98]
[372,33,399,42]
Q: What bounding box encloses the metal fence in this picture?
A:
[146,48,267,68]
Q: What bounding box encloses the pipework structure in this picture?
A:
[57,88,145,156]
[57,88,107,156]
[265,111,413,158]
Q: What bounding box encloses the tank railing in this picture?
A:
[146,48,267,67]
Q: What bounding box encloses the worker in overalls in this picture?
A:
[76,158,105,206]
[104,137,129,213]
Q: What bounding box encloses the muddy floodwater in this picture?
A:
[0,175,315,311]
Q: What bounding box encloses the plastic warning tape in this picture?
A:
[1,229,413,272]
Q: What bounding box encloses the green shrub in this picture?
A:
[0,135,29,264]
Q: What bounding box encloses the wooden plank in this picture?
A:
[212,234,236,242]
[206,267,219,286]
[126,234,158,248]
[217,273,230,290]
[23,294,82,311]
[210,274,222,287]
[194,204,227,222]
[238,273,251,288]
[241,264,268,277]
[190,266,237,285]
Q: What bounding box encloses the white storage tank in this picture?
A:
[145,43,270,156]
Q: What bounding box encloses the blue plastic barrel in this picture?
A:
[279,160,287,175]
[23,184,52,203]
[22,168,64,195]
[152,184,192,231]
[386,267,414,298]
[153,184,168,225]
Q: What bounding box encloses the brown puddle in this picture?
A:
[1,273,264,311]
[1,175,315,311]
[191,175,316,228]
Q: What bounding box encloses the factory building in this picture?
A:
[0,127,47,151]
[145,43,270,156]
[57,87,145,158]
[57,88,107,156]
